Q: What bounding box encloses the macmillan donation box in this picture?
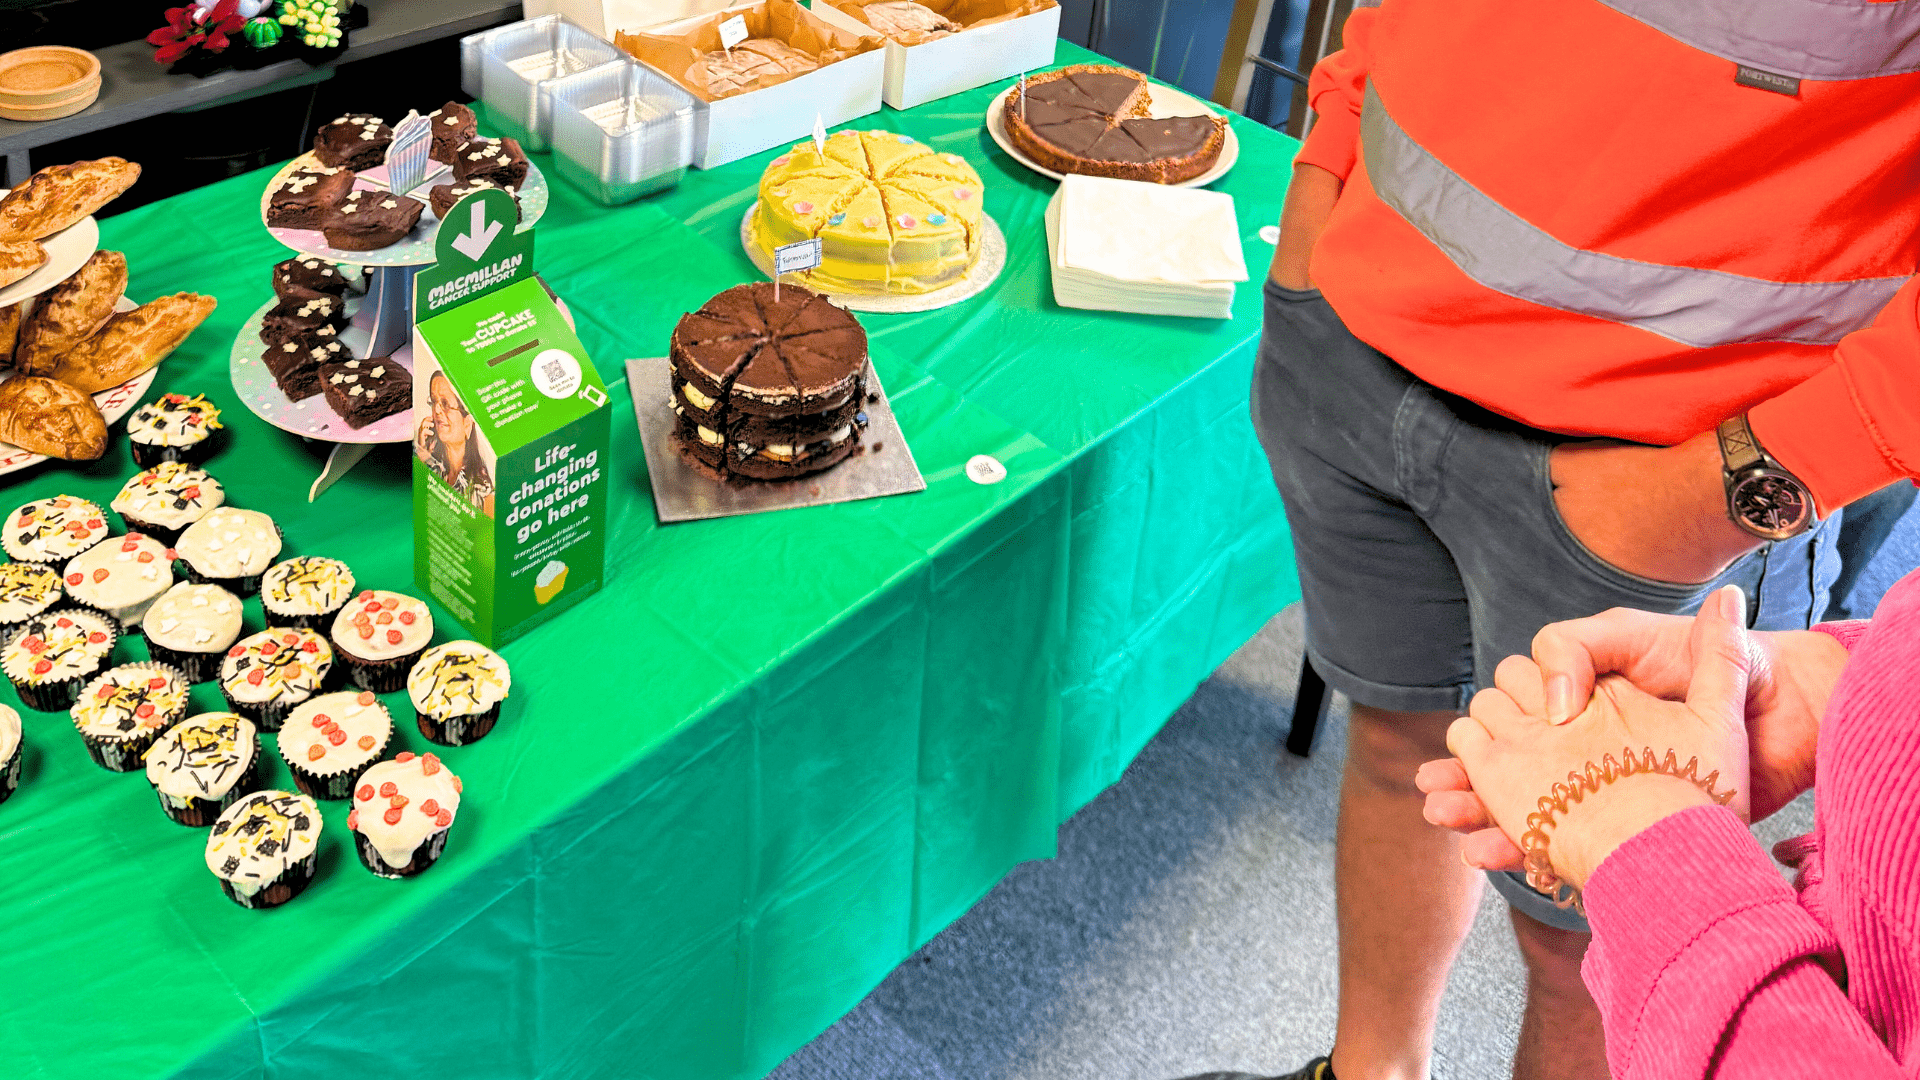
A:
[412,187,611,647]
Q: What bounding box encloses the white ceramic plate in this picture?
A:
[0,195,100,308]
[985,83,1240,189]
[0,295,156,475]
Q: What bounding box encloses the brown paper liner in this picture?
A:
[822,0,1054,44]
[615,0,884,102]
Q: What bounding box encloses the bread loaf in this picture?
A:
[0,158,142,243]
[0,241,47,290]
[0,376,106,459]
[14,250,127,376]
[50,292,216,394]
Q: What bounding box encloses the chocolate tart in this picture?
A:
[1006,64,1226,185]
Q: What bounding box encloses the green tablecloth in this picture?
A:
[1,42,1297,1080]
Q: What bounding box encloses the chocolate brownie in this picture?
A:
[427,102,477,165]
[428,179,519,222]
[313,114,393,171]
[258,290,349,349]
[266,165,354,229]
[451,137,529,189]
[322,190,424,252]
[318,356,410,428]
[1005,64,1225,184]
[263,337,349,401]
[273,256,351,298]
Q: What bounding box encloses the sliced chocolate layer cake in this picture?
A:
[1006,64,1226,185]
[668,283,868,482]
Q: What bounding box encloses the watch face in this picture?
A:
[1733,471,1811,539]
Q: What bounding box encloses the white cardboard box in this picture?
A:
[524,0,885,166]
[806,0,1059,111]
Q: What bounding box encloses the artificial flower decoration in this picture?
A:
[147,0,246,64]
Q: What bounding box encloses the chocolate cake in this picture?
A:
[274,256,351,299]
[266,165,354,229]
[668,283,868,482]
[259,290,348,349]
[1006,64,1226,184]
[429,179,519,222]
[427,102,477,165]
[263,338,349,402]
[313,114,393,171]
[322,190,425,252]
[451,137,529,190]
[319,356,409,428]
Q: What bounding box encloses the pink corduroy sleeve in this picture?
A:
[1581,806,1902,1080]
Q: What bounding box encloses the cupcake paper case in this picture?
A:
[4,497,109,565]
[110,461,225,544]
[278,689,391,800]
[350,753,462,878]
[143,582,244,682]
[62,533,175,629]
[70,661,191,772]
[0,704,21,804]
[221,628,334,732]
[0,562,65,635]
[3,608,119,712]
[408,640,510,746]
[145,712,261,826]
[176,508,282,596]
[330,590,431,693]
[260,557,355,631]
[206,790,322,909]
[127,393,224,469]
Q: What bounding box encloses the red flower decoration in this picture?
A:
[147,0,246,64]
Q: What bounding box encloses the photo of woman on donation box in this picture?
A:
[416,367,497,518]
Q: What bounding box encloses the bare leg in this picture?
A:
[1329,705,1484,1080]
[1509,908,1609,1080]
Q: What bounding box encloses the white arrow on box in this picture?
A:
[451,200,502,260]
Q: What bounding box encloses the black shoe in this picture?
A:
[1173,1055,1333,1080]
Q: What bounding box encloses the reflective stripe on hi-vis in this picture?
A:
[1597,0,1920,80]
[1360,85,1910,347]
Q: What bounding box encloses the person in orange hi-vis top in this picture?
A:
[1173,4,1920,1080]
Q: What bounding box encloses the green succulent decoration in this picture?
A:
[241,16,282,48]
[277,0,342,47]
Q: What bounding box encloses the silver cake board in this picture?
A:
[627,358,926,523]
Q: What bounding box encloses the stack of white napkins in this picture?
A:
[1045,174,1249,319]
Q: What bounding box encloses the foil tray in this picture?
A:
[627,357,926,523]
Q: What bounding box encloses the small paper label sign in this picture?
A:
[813,113,828,157]
[719,14,748,50]
[966,455,1008,485]
[774,238,824,275]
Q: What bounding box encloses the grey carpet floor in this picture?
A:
[768,516,1917,1080]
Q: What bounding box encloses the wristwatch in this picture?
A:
[1716,415,1813,541]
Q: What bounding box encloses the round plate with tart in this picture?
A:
[985,82,1239,189]
[0,296,155,475]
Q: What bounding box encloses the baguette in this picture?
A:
[0,240,47,289]
[0,158,142,243]
[15,250,126,376]
[0,303,17,366]
[0,376,106,459]
[51,292,216,394]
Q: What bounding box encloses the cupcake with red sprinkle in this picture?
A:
[220,627,335,732]
[349,752,462,878]
[2,607,118,711]
[329,589,432,693]
[277,689,391,800]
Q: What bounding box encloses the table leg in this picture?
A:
[364,264,422,358]
[1285,657,1329,757]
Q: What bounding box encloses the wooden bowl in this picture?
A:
[0,80,101,122]
[0,47,102,108]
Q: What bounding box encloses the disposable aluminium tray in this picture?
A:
[460,14,627,151]
[546,57,698,205]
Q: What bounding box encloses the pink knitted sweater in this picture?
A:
[1580,571,1920,1079]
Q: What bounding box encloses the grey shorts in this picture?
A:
[1249,279,1843,931]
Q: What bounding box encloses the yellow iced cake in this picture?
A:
[749,130,986,295]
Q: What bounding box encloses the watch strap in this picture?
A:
[1716,414,1767,474]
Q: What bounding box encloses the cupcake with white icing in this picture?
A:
[408,640,510,746]
[127,392,224,469]
[70,661,191,771]
[206,790,322,909]
[62,532,174,628]
[0,562,65,636]
[330,589,432,693]
[110,461,225,545]
[260,556,355,631]
[143,581,245,682]
[278,689,392,800]
[2,608,118,711]
[350,752,462,878]
[0,704,21,804]
[145,711,261,826]
[176,508,282,596]
[220,627,334,732]
[3,496,109,566]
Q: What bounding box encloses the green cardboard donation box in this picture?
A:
[412,188,611,647]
